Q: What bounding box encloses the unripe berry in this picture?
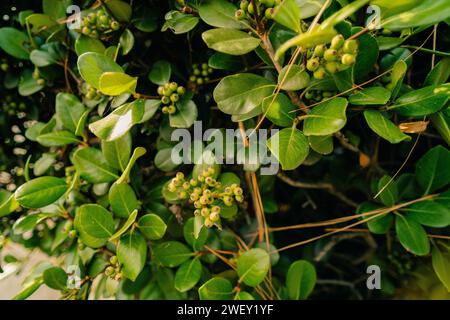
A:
[68,230,77,238]
[325,61,339,74]
[234,187,243,196]
[176,172,184,180]
[168,105,176,114]
[157,86,164,96]
[204,218,214,228]
[211,206,221,213]
[235,195,244,202]
[331,35,345,49]
[109,256,118,265]
[341,53,356,66]
[343,40,358,54]
[201,207,210,217]
[265,8,274,19]
[313,68,326,79]
[0,63,9,72]
[189,75,196,82]
[32,70,40,80]
[209,212,220,222]
[240,1,249,11]
[105,266,115,276]
[87,12,96,23]
[161,96,170,104]
[177,190,187,199]
[82,26,91,35]
[190,193,199,201]
[170,93,179,102]
[90,30,99,38]
[177,86,186,95]
[305,91,314,99]
[247,3,254,14]
[223,196,233,206]
[99,15,109,24]
[193,69,200,76]
[110,21,120,30]
[197,78,204,85]
[313,45,326,57]
[162,106,169,114]
[306,58,320,72]
[37,78,46,86]
[324,49,338,61]
[169,82,178,91]
[190,178,197,186]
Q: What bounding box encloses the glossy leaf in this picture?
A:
[202,28,261,56]
[237,248,270,287]
[138,213,167,240]
[278,65,310,91]
[198,277,233,300]
[15,177,68,208]
[198,0,244,29]
[364,110,411,144]
[174,258,202,292]
[303,98,348,136]
[403,201,450,228]
[72,147,119,183]
[77,52,123,89]
[117,232,148,281]
[395,215,430,256]
[109,183,139,218]
[415,146,450,194]
[153,241,193,267]
[286,260,317,300]
[349,87,391,105]
[99,72,138,96]
[267,128,310,171]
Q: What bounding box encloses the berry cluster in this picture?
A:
[157,82,186,115]
[304,90,338,103]
[104,255,123,281]
[32,69,46,86]
[1,95,26,116]
[167,170,244,228]
[80,10,120,39]
[235,0,280,21]
[306,35,359,79]
[81,82,102,101]
[189,63,213,86]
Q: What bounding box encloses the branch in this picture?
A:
[277,172,358,208]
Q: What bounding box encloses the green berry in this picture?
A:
[176,172,184,180]
[306,58,320,72]
[111,21,120,30]
[324,49,338,61]
[162,106,169,114]
[201,207,210,217]
[0,63,9,72]
[190,178,198,187]
[204,218,214,228]
[313,45,326,57]
[305,91,314,99]
[87,12,96,23]
[325,61,339,74]
[109,256,118,265]
[170,93,179,102]
[90,30,99,38]
[168,105,176,114]
[177,191,188,199]
[235,9,245,20]
[157,86,164,96]
[193,69,200,76]
[235,195,244,202]
[240,0,249,10]
[247,3,254,14]
[82,26,91,35]
[105,266,115,276]
[343,40,358,54]
[177,86,186,95]
[169,82,178,91]
[197,78,204,85]
[68,230,77,238]
[182,182,190,190]
[265,8,274,19]
[209,212,220,222]
[99,15,109,24]
[189,75,196,82]
[331,35,345,49]
[161,96,170,104]
[223,196,233,206]
[234,187,243,196]
[32,70,40,80]
[341,53,356,66]
[37,78,46,86]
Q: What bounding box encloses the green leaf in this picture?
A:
[117,232,148,281]
[36,130,81,147]
[75,35,105,56]
[140,99,161,123]
[389,84,450,117]
[148,60,171,85]
[357,202,392,234]
[198,277,233,300]
[377,175,399,207]
[349,87,391,105]
[14,177,68,208]
[55,93,86,133]
[286,260,317,300]
[430,112,450,148]
[415,146,450,194]
[162,11,199,34]
[389,60,408,100]
[425,57,450,86]
[105,0,132,22]
[174,258,202,292]
[237,248,270,287]
[12,213,54,234]
[155,148,180,172]
[363,110,411,144]
[43,267,67,291]
[12,278,44,300]
[432,245,450,292]
[351,27,379,82]
[153,241,193,267]
[267,128,310,170]
[89,100,145,141]
[382,0,450,30]
[99,72,138,96]
[202,28,261,56]
[18,69,45,96]
[303,98,348,136]
[30,43,65,67]
[403,201,450,228]
[74,204,115,248]
[208,52,245,71]
[273,0,301,32]
[0,27,29,60]
[320,0,370,30]
[308,135,333,155]
[119,29,135,55]
[395,215,430,256]
[198,0,244,29]
[214,73,275,116]
[77,52,123,89]
[43,0,71,19]
[0,190,20,218]
[72,147,119,183]
[278,65,310,91]
[138,213,167,240]
[170,99,198,128]
[183,217,208,250]
[109,183,139,218]
[101,132,132,171]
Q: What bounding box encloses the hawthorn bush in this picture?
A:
[0,0,450,300]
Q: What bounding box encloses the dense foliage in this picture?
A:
[0,0,450,300]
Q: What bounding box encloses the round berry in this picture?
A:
[109,256,118,265]
[201,207,210,217]
[331,35,345,49]
[157,86,164,96]
[240,0,249,11]
[313,44,326,57]
[82,26,91,35]
[110,21,120,30]
[170,93,179,102]
[306,58,320,72]
[325,61,339,74]
[168,105,176,114]
[105,266,115,276]
[169,82,178,91]
[0,63,9,72]
[162,106,169,114]
[161,96,170,104]
[177,86,186,95]
[209,212,220,222]
[204,218,214,228]
[341,53,356,66]
[324,49,338,61]
[343,40,358,54]
[36,78,46,86]
[265,8,274,19]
